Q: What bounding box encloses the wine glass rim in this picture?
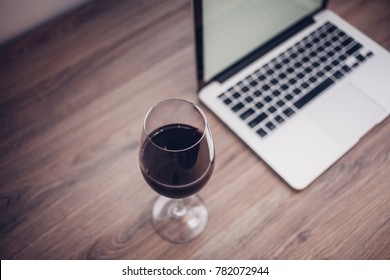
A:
[143,99,209,152]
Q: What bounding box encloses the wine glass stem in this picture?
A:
[171,198,187,218]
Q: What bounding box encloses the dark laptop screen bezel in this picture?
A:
[193,0,328,90]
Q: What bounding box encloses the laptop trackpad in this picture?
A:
[307,82,384,145]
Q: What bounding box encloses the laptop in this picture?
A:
[192,0,390,190]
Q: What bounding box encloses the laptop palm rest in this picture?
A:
[306,82,385,145]
[261,82,384,189]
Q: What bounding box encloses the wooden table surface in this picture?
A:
[1,0,389,260]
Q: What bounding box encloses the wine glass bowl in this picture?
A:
[139,99,215,243]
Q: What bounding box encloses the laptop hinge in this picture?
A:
[215,16,315,83]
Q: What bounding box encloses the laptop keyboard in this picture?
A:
[218,21,374,138]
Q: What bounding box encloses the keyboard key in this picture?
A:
[339,55,347,62]
[240,108,255,120]
[293,88,301,95]
[289,78,297,84]
[305,42,313,48]
[294,78,334,109]
[341,65,351,72]
[242,86,249,92]
[245,96,253,103]
[281,84,289,90]
[232,92,240,99]
[264,96,272,102]
[287,67,294,73]
[272,90,281,97]
[341,37,353,47]
[327,51,335,57]
[276,100,285,107]
[255,102,264,109]
[253,90,262,97]
[249,113,268,127]
[333,71,343,79]
[227,87,234,93]
[326,24,337,33]
[297,72,305,79]
[320,56,328,62]
[331,60,339,66]
[268,106,277,113]
[232,102,244,112]
[356,54,365,62]
[283,107,295,117]
[346,43,362,55]
[331,35,339,42]
[223,98,232,105]
[304,67,313,73]
[256,128,267,137]
[275,115,285,124]
[279,73,287,79]
[266,122,276,130]
[275,64,282,69]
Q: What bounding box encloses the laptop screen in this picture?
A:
[201,0,323,81]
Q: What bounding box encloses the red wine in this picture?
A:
[140,123,214,198]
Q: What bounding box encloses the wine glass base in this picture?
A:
[152,195,208,243]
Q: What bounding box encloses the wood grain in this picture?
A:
[0,0,389,259]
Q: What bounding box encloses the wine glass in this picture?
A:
[139,99,215,243]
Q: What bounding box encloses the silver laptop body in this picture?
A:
[193,0,390,189]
